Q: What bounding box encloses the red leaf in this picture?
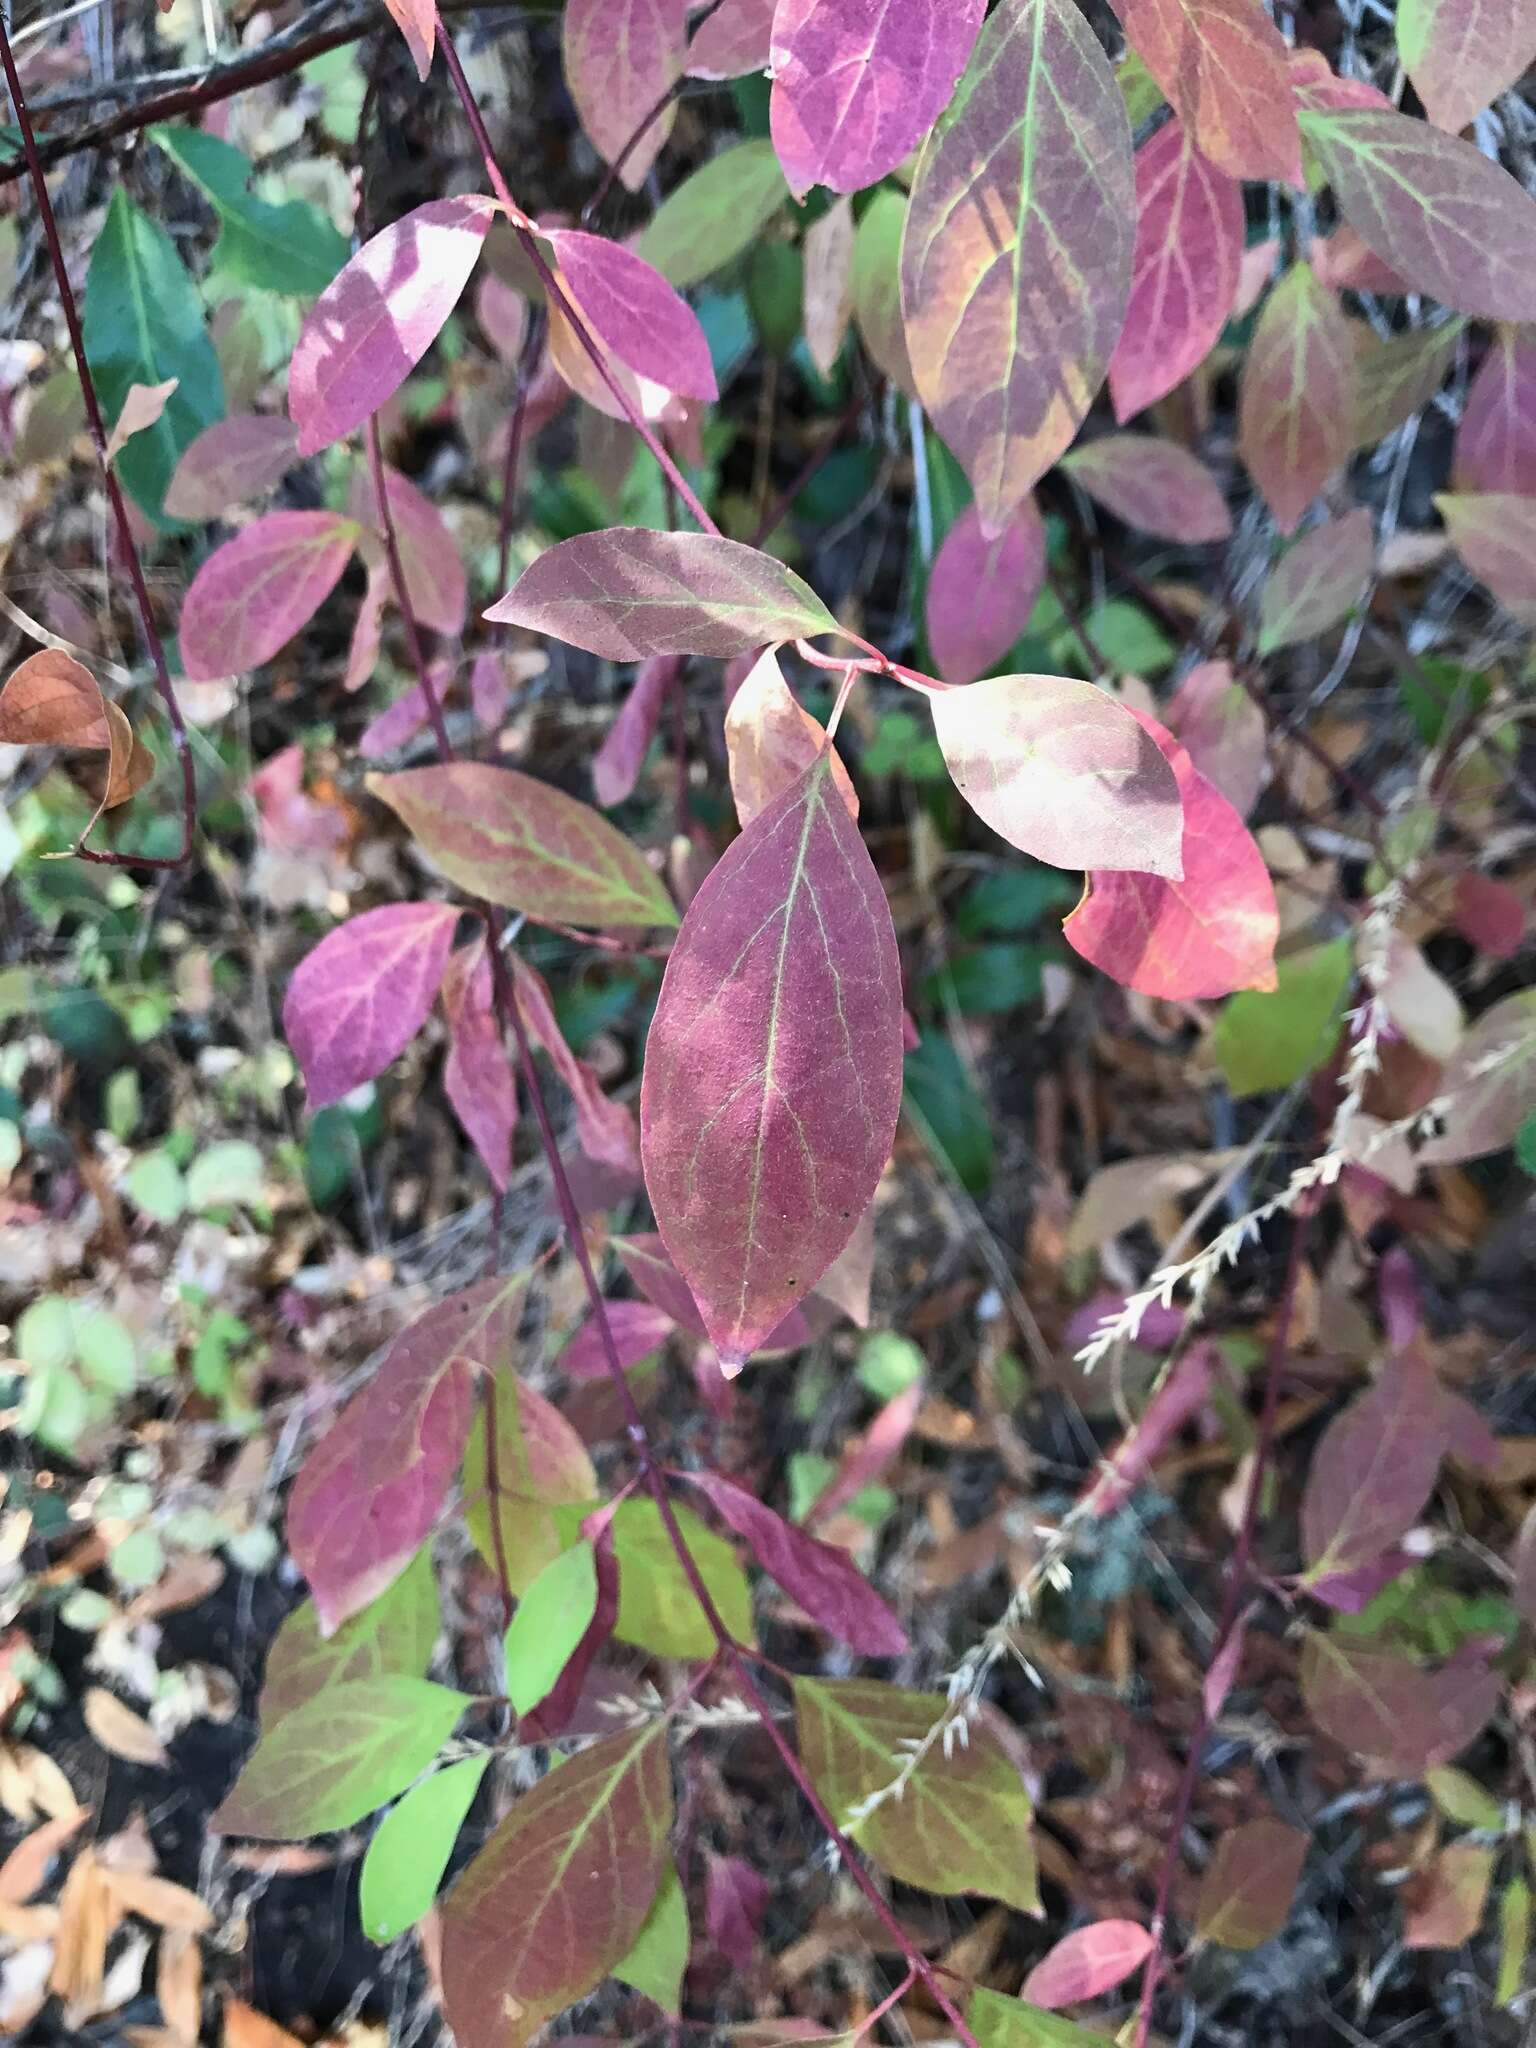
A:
[724,647,858,827]
[1062,434,1232,544]
[179,510,361,680]
[1202,1604,1254,1721]
[1257,506,1374,654]
[1117,0,1300,186]
[925,501,1046,687]
[441,1727,673,2048]
[1454,328,1536,496]
[768,0,986,200]
[350,464,468,637]
[804,1381,924,1528]
[1110,119,1243,424]
[1164,660,1265,819]
[593,656,679,808]
[1454,873,1526,960]
[1398,0,1536,138]
[290,197,496,455]
[163,413,298,521]
[563,0,688,192]
[1195,1819,1306,1949]
[1238,264,1354,534]
[561,1299,675,1379]
[488,528,836,659]
[511,954,640,1174]
[931,674,1186,878]
[550,230,718,402]
[441,936,516,1191]
[284,901,459,1108]
[901,0,1133,534]
[288,1278,523,1632]
[704,1853,770,1967]
[639,755,904,1370]
[1020,1920,1154,2007]
[680,1471,908,1655]
[688,0,775,78]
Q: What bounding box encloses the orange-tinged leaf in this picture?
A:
[1435,491,1536,625]
[440,1726,673,2048]
[82,1689,169,1768]
[1020,1919,1153,2006]
[1403,1843,1494,1949]
[1238,263,1353,533]
[1298,108,1536,322]
[1061,433,1232,544]
[1109,118,1243,423]
[1257,506,1374,654]
[1398,0,1536,137]
[925,500,1047,686]
[368,761,679,929]
[0,1808,89,1906]
[639,753,903,1370]
[1454,327,1536,494]
[1117,0,1301,185]
[179,510,361,680]
[1196,1819,1306,1949]
[928,674,1185,878]
[1063,709,1277,1000]
[0,650,151,829]
[725,648,858,827]
[380,0,434,78]
[901,0,1134,534]
[802,197,855,380]
[563,0,687,192]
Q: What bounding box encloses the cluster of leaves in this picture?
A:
[5,0,1536,2041]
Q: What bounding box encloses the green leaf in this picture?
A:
[794,1677,1039,1912]
[504,1542,599,1716]
[82,190,224,526]
[260,1543,440,1721]
[903,1033,995,1194]
[918,942,1053,1015]
[638,139,791,287]
[612,1858,688,2013]
[856,1332,925,1401]
[1211,937,1352,1097]
[126,1150,187,1223]
[555,1497,755,1660]
[1425,1764,1504,1832]
[955,866,1078,938]
[1054,600,1173,675]
[149,126,348,297]
[361,1755,490,1942]
[213,1676,467,1839]
[186,1139,264,1212]
[1516,1110,1536,1177]
[970,1987,1107,2048]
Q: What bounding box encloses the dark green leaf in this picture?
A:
[903,1034,995,1193]
[150,126,348,296]
[955,867,1079,939]
[918,943,1055,1015]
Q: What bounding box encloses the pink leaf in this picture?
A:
[639,755,904,1370]
[928,674,1186,878]
[1118,0,1300,185]
[1398,0,1536,138]
[1164,660,1265,819]
[704,1853,770,1967]
[1257,506,1374,654]
[179,509,361,681]
[688,0,775,78]
[441,936,516,1191]
[1110,118,1243,424]
[350,464,468,637]
[561,1298,676,1379]
[511,954,640,1175]
[1454,328,1536,496]
[488,528,836,659]
[290,197,496,455]
[1081,1340,1217,1517]
[681,1470,908,1655]
[379,0,435,79]
[549,230,718,401]
[1453,872,1525,960]
[593,656,679,808]
[476,271,528,366]
[283,901,459,1108]
[288,1278,522,1631]
[164,414,298,521]
[358,673,440,759]
[1202,1603,1254,1721]
[1062,434,1232,544]
[804,1381,924,1527]
[724,647,858,828]
[925,501,1046,687]
[901,0,1133,533]
[1238,263,1354,534]
[1195,1819,1307,1949]
[769,0,986,200]
[563,0,689,192]
[1021,1920,1154,2008]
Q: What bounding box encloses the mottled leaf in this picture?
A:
[928,674,1185,878]
[288,1277,523,1630]
[680,1471,907,1655]
[1196,1819,1307,1949]
[550,230,717,401]
[852,188,917,399]
[489,528,835,659]
[1257,506,1374,654]
[368,761,679,928]
[164,413,298,521]
[1238,263,1354,533]
[795,1678,1039,1911]
[284,902,459,1109]
[640,755,903,1369]
[1454,328,1536,494]
[1398,0,1536,137]
[901,0,1134,533]
[1164,659,1265,818]
[360,1755,489,1941]
[1021,1920,1154,2008]
[1211,936,1351,1096]
[260,1546,439,1723]
[687,0,775,77]
[1109,118,1243,423]
[350,464,468,637]
[1435,491,1536,625]
[463,1369,597,1597]
[638,140,791,288]
[564,0,687,192]
[440,936,516,1191]
[290,197,496,455]
[1298,109,1536,322]
[441,1727,673,2048]
[803,197,855,378]
[179,509,361,680]
[769,0,986,199]
[1352,319,1464,449]
[1118,0,1300,185]
[1300,1632,1501,1776]
[213,1677,466,1839]
[925,501,1047,686]
[1062,434,1231,544]
[1065,710,1278,1000]
[724,647,857,827]
[1418,989,1536,1162]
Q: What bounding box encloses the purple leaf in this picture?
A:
[1301,1632,1502,1776]
[1300,1342,1448,1581]
[284,901,459,1108]
[441,935,516,1191]
[1202,1604,1254,1721]
[1455,327,1536,496]
[616,1233,818,1354]
[1257,507,1374,655]
[1062,434,1233,545]
[288,1277,524,1631]
[511,954,640,1175]
[179,509,361,681]
[1306,1550,1416,1613]
[351,463,468,637]
[163,413,298,521]
[1021,1921,1154,2008]
[704,1853,770,1967]
[639,756,904,1369]
[926,501,1046,687]
[1081,1340,1216,1517]
[290,197,496,455]
[563,0,689,192]
[593,655,679,808]
[770,0,986,199]
[680,1470,908,1655]
[550,230,717,401]
[561,1298,676,1379]
[1164,660,1266,819]
[688,0,774,77]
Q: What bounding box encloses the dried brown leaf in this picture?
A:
[83,1688,170,1768]
[0,1805,89,1904]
